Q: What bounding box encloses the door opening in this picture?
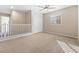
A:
[1,16,9,33]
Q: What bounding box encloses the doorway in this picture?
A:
[1,16,9,33]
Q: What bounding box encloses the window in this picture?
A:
[50,15,61,24]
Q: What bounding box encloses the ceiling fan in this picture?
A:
[38,5,56,11]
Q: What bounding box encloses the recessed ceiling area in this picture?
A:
[0,5,74,14]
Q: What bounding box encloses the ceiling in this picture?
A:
[0,5,73,14]
[39,5,74,14]
[0,5,32,14]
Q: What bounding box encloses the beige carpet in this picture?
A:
[0,33,78,53]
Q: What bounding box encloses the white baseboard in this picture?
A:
[0,32,33,42]
[44,32,78,39]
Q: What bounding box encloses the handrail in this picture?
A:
[0,24,31,39]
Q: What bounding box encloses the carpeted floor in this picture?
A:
[0,33,78,53]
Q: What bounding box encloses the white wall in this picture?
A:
[31,7,43,33]
[78,6,79,42]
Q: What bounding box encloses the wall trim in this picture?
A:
[44,32,78,39]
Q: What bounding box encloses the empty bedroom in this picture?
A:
[0,5,78,53]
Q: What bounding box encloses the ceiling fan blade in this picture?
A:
[37,6,45,8]
[40,9,45,11]
[37,5,50,8]
[40,8,48,11]
[48,7,56,9]
[40,7,56,11]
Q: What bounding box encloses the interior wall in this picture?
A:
[0,13,10,16]
[0,16,1,32]
[11,10,27,24]
[78,6,79,43]
[26,10,31,24]
[31,7,43,33]
[10,10,31,34]
[43,6,78,38]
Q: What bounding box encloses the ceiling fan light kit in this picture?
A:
[38,5,56,11]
